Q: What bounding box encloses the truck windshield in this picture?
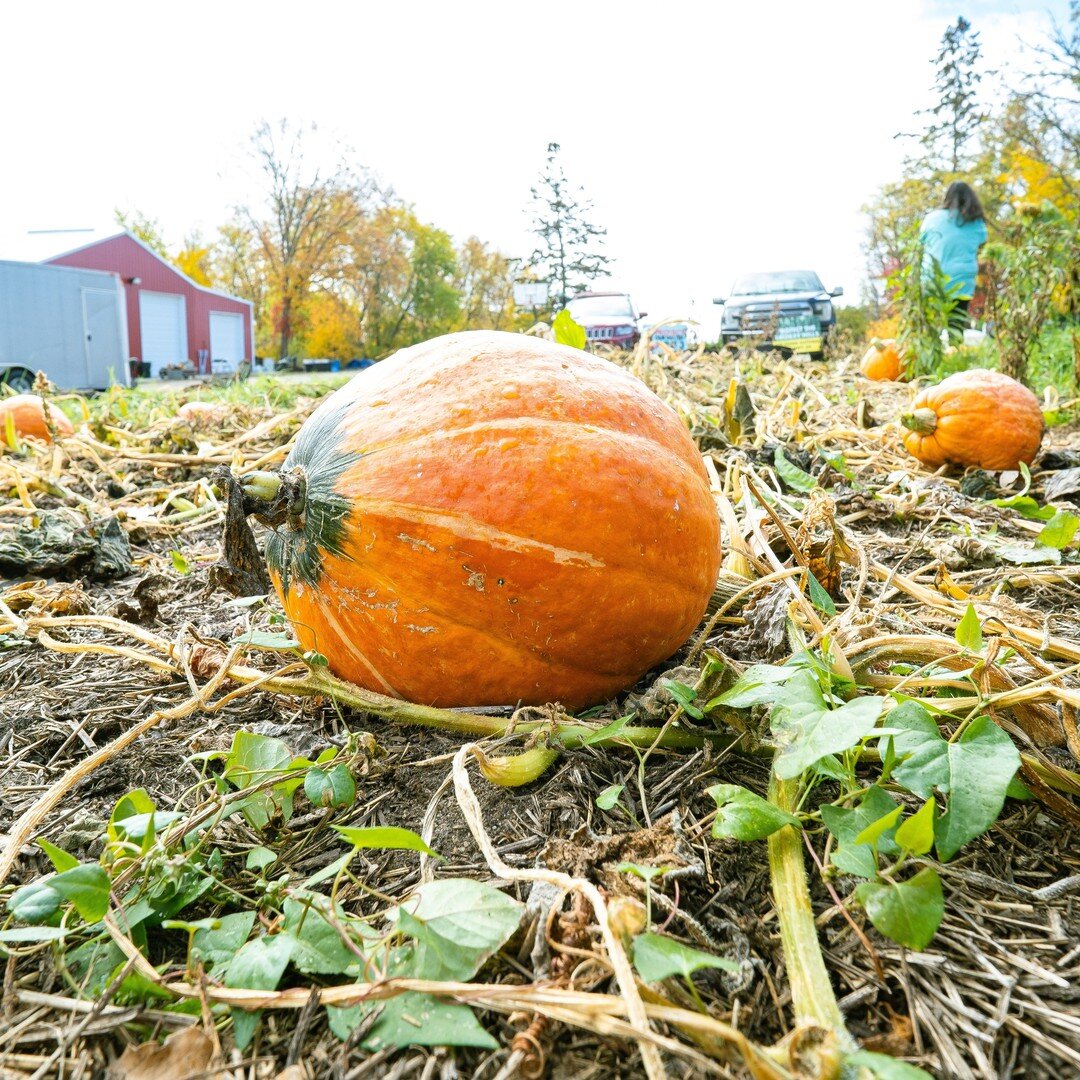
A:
[567,295,635,319]
[730,272,824,296]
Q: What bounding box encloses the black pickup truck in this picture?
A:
[714,270,843,358]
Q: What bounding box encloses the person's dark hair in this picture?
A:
[942,181,985,224]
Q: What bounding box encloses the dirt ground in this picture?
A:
[1,347,1078,1079]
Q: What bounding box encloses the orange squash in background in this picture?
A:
[900,369,1044,471]
[0,394,74,441]
[263,330,722,709]
[860,339,905,381]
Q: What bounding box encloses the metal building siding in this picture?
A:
[47,234,253,366]
[0,260,129,388]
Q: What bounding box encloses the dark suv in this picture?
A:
[565,292,645,350]
[714,271,842,357]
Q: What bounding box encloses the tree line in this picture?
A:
[120,126,612,362]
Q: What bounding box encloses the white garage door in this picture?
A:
[209,311,245,365]
[139,292,187,375]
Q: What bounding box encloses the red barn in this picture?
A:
[46,231,253,378]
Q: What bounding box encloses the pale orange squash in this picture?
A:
[262,331,722,709]
[860,339,905,381]
[0,394,74,441]
[901,369,1044,471]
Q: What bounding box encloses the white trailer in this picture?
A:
[0,260,130,391]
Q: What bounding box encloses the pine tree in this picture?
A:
[526,143,612,307]
[918,17,989,172]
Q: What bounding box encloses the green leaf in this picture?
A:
[1036,510,1080,549]
[49,864,112,922]
[192,911,257,971]
[393,879,523,982]
[856,868,944,950]
[954,603,983,653]
[661,679,704,719]
[894,799,935,856]
[995,543,1062,565]
[233,629,301,650]
[1006,776,1032,800]
[771,673,885,780]
[821,788,902,879]
[37,838,78,873]
[596,784,625,811]
[632,932,738,982]
[553,309,587,350]
[773,446,817,492]
[853,806,904,849]
[170,550,190,575]
[0,925,74,944]
[334,992,498,1051]
[807,571,837,616]
[577,713,633,747]
[224,731,293,788]
[332,825,436,856]
[847,1049,934,1079]
[225,932,293,990]
[889,704,1020,861]
[243,846,277,871]
[7,879,63,924]
[304,763,357,809]
[706,663,801,710]
[989,494,1055,521]
[283,897,371,977]
[617,861,669,883]
[707,784,801,841]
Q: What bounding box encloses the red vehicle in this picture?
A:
[565,292,645,349]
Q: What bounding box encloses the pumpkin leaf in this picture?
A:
[49,864,112,923]
[661,678,704,719]
[773,446,818,492]
[330,992,498,1051]
[552,309,587,350]
[807,571,837,616]
[954,603,983,653]
[893,799,936,856]
[1036,510,1080,549]
[820,787,902,880]
[705,664,800,710]
[707,784,801,841]
[37,838,78,873]
[770,671,885,779]
[305,764,357,809]
[632,932,738,982]
[392,879,523,982]
[332,825,436,856]
[596,784,625,810]
[887,704,1019,861]
[855,868,944,951]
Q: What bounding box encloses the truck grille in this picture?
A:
[586,326,616,339]
[739,302,814,331]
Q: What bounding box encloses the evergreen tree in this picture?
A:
[526,143,611,306]
[916,17,989,172]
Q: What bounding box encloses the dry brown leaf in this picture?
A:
[111,1026,215,1080]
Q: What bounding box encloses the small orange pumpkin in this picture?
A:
[261,330,722,709]
[901,369,1044,471]
[860,339,905,381]
[0,394,75,442]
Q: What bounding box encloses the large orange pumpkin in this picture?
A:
[860,339,905,381]
[262,331,721,709]
[0,394,74,442]
[900,369,1044,471]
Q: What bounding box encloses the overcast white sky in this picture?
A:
[0,0,1068,342]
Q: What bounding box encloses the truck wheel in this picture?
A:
[1,367,34,392]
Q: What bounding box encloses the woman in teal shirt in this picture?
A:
[920,181,988,319]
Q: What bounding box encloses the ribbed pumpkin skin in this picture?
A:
[265,331,721,709]
[0,395,74,441]
[901,369,1044,471]
[860,340,904,381]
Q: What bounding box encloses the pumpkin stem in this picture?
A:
[238,466,307,529]
[900,406,938,435]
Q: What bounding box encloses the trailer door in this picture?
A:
[82,288,123,386]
